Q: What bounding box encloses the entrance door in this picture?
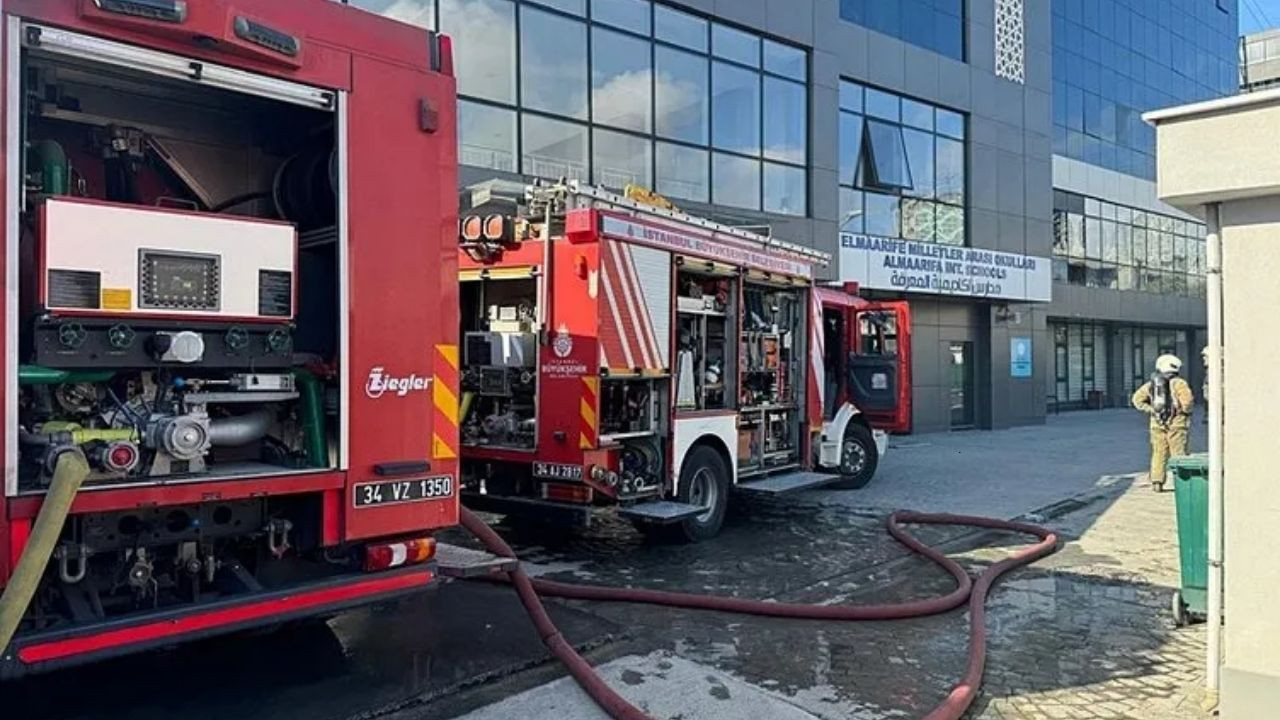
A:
[949,342,975,429]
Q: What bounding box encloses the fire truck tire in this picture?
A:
[643,445,729,543]
[830,423,879,490]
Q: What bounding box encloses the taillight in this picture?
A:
[364,537,437,572]
[461,215,482,242]
[483,214,509,241]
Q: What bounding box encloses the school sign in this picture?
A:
[839,233,1053,302]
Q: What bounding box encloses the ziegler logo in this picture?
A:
[365,367,432,398]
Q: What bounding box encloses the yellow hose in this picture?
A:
[0,451,90,655]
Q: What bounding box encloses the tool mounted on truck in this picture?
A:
[0,0,460,676]
[458,181,911,541]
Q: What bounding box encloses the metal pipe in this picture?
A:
[293,369,329,468]
[1205,202,1224,704]
[18,365,114,385]
[208,411,271,447]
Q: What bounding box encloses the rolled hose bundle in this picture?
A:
[460,507,1058,720]
[0,451,90,656]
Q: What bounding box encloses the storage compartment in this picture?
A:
[460,277,539,449]
[15,43,340,492]
[674,269,735,410]
[738,281,805,474]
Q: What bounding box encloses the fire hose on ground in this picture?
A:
[460,507,1059,720]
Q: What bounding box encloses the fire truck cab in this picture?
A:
[458,181,910,541]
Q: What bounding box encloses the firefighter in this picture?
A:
[1131,354,1195,491]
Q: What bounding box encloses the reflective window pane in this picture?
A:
[763,39,806,81]
[656,142,708,203]
[936,204,964,245]
[934,137,963,204]
[864,191,900,237]
[592,128,651,189]
[763,77,805,164]
[350,0,436,29]
[865,88,900,121]
[655,5,707,51]
[839,187,864,233]
[864,120,912,190]
[441,0,515,103]
[839,81,862,112]
[711,61,760,155]
[522,114,588,181]
[902,98,934,131]
[838,112,864,186]
[902,198,936,241]
[712,152,760,210]
[712,23,759,67]
[458,100,516,172]
[764,162,805,216]
[902,128,935,199]
[592,0,649,34]
[592,27,652,132]
[655,46,708,144]
[936,109,965,139]
[521,6,587,118]
[527,0,584,14]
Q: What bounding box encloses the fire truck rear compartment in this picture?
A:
[460,278,538,450]
[18,49,341,492]
[10,46,355,633]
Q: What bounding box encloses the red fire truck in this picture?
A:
[0,0,460,676]
[458,182,910,541]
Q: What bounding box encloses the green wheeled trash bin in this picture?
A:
[1168,453,1209,626]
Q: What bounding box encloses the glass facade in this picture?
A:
[837,0,965,61]
[1050,321,1190,408]
[1052,190,1207,297]
[346,0,808,215]
[838,81,967,246]
[1051,0,1238,180]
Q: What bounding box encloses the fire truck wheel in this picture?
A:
[830,423,879,490]
[640,445,729,543]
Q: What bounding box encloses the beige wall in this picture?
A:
[1154,97,1280,208]
[1217,197,1280,717]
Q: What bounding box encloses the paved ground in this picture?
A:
[4,409,1210,720]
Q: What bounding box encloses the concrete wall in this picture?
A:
[1218,197,1280,718]
[1151,94,1280,720]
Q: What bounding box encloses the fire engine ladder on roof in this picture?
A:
[548,180,833,267]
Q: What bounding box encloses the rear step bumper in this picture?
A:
[3,565,436,679]
[463,493,595,527]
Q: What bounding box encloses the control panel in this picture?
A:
[40,198,296,320]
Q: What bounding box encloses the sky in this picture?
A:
[1240,0,1280,34]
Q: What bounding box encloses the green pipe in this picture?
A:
[40,422,137,445]
[0,451,89,655]
[293,369,329,469]
[19,365,115,386]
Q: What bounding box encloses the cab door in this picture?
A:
[848,301,912,433]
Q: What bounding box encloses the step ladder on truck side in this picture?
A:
[457,181,910,542]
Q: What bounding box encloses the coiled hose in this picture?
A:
[0,451,90,656]
[460,508,1058,720]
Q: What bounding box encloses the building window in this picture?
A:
[1051,322,1192,410]
[346,0,806,216]
[839,80,966,246]
[1051,0,1238,180]
[1051,190,1207,298]
[838,0,964,62]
